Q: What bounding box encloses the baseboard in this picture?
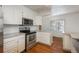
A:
[63,49,71,53]
[53,36,62,39]
[21,49,26,53]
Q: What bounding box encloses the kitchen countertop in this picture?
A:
[64,33,79,39]
[4,32,25,39]
[71,33,79,39]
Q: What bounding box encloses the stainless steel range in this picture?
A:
[26,32,36,50]
[19,25,37,52]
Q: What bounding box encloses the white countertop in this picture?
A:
[71,33,79,39]
[64,33,79,39]
[4,32,25,39]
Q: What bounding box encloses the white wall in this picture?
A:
[42,12,79,37]
[42,16,51,32]
[53,12,79,33]
[42,16,64,37]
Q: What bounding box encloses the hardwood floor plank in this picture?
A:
[26,37,70,53]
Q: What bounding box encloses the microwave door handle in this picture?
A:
[22,20,23,25]
[22,19,24,25]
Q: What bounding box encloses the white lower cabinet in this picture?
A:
[63,34,71,51]
[36,32,53,46]
[4,40,17,53]
[4,34,25,53]
[17,35,25,53]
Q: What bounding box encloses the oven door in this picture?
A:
[30,34,36,41]
[26,35,29,45]
[26,34,36,49]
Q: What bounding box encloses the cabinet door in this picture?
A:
[2,5,22,24]
[34,16,42,25]
[4,39,17,53]
[22,6,34,19]
[22,6,29,19]
[63,35,71,50]
[36,32,52,45]
[13,6,22,24]
[18,35,25,52]
[2,6,14,24]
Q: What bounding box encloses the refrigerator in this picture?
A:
[0,6,3,53]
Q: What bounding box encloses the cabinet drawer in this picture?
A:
[4,37,17,43]
[4,40,17,52]
[4,47,17,53]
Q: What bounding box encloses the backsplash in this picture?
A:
[19,25,40,32]
[3,24,42,35]
[4,25,19,35]
[30,25,41,32]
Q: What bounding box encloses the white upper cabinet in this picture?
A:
[34,16,42,25]
[22,6,33,19]
[2,5,42,25]
[22,6,42,25]
[2,5,22,24]
[22,6,28,18]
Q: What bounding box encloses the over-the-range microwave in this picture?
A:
[22,18,33,25]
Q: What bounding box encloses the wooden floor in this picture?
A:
[27,37,64,53]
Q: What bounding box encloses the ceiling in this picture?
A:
[52,5,79,16]
[25,5,52,15]
[25,5,79,16]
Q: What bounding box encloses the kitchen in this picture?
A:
[2,5,51,53]
[0,5,79,53]
[2,5,43,53]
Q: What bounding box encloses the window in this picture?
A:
[50,19,64,33]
